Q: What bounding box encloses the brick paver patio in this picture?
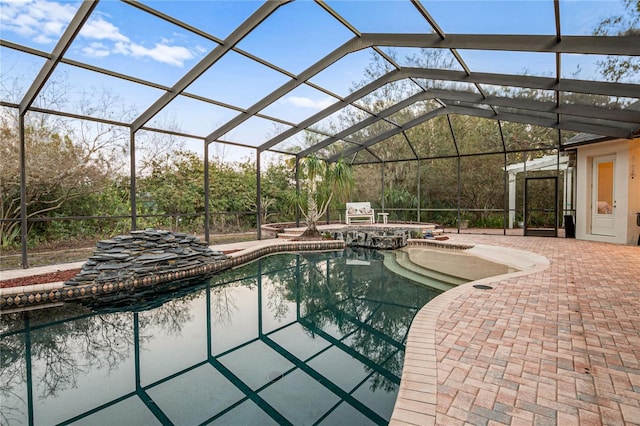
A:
[392,234,640,426]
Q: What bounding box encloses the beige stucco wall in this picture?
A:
[575,138,639,245]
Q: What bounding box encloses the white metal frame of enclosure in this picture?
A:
[2,0,639,267]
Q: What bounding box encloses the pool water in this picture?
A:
[0,249,442,425]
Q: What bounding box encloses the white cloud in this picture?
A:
[1,0,196,67]
[33,34,54,44]
[43,20,64,36]
[80,16,129,43]
[31,0,74,22]
[285,96,335,110]
[128,42,194,67]
[82,42,110,58]
[7,10,38,36]
[0,0,76,41]
[113,41,130,56]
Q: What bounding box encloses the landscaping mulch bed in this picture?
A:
[0,269,81,289]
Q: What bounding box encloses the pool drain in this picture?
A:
[473,284,493,290]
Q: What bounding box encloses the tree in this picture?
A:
[239,160,296,225]
[0,69,135,247]
[0,115,118,247]
[593,0,639,83]
[297,154,354,238]
[137,150,205,231]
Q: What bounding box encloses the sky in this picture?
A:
[0,0,631,163]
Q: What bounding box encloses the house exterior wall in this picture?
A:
[575,138,639,245]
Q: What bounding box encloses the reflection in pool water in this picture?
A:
[0,249,443,425]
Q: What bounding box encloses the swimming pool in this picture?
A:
[0,248,443,425]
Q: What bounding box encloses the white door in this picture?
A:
[591,155,616,236]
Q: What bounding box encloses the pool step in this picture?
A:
[382,252,458,292]
[393,250,468,286]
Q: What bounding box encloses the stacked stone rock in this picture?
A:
[329,227,410,249]
[64,229,228,287]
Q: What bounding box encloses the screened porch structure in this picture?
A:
[1,0,639,266]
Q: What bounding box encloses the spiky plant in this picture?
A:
[298,154,354,238]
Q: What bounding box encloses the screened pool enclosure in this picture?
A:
[2,0,639,266]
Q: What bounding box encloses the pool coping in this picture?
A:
[389,240,550,425]
[0,239,345,313]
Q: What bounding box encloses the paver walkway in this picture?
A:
[392,234,640,426]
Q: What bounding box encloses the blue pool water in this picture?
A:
[0,249,443,425]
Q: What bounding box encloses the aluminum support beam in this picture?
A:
[445,105,635,138]
[295,158,300,227]
[130,129,137,231]
[484,109,634,138]
[16,105,250,144]
[360,33,640,56]
[406,67,640,98]
[351,146,560,165]
[330,108,451,161]
[329,103,633,162]
[0,39,166,91]
[316,0,362,36]
[425,90,640,124]
[381,163,385,212]
[18,0,97,115]
[410,0,446,37]
[499,121,509,235]
[204,142,210,244]
[131,1,288,132]
[2,39,298,128]
[302,88,638,160]
[264,66,638,161]
[417,158,421,222]
[256,149,262,240]
[402,130,419,159]
[206,36,360,143]
[259,69,405,151]
[297,90,433,158]
[410,0,491,104]
[19,115,27,268]
[126,0,297,81]
[449,115,462,233]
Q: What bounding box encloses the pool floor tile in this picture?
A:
[258,369,340,425]
[319,401,378,425]
[351,373,400,422]
[68,396,162,426]
[306,346,372,392]
[208,400,280,426]
[218,340,294,390]
[267,323,331,361]
[146,364,245,425]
